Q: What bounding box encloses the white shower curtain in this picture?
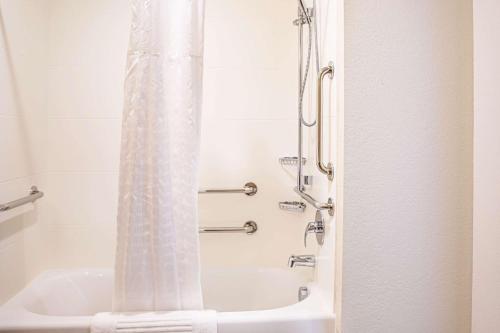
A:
[113,0,205,312]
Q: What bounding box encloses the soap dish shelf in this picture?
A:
[279,201,306,212]
[279,157,307,166]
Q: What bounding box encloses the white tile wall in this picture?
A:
[0,216,26,302]
[0,118,31,181]
[204,0,296,69]
[44,173,118,226]
[42,0,129,270]
[0,0,49,304]
[202,68,297,121]
[37,0,314,273]
[200,0,330,271]
[2,0,336,300]
[47,119,121,172]
[312,0,337,310]
[199,119,315,268]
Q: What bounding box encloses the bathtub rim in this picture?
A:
[0,268,335,332]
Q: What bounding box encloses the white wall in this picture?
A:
[42,0,129,268]
[0,0,49,303]
[0,0,336,306]
[472,1,500,331]
[340,0,473,332]
[309,0,338,309]
[37,0,319,277]
[200,0,311,269]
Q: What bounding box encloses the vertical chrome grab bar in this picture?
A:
[317,63,334,181]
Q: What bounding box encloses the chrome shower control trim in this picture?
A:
[304,210,325,247]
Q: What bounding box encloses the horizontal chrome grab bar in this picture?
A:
[0,186,44,212]
[294,187,334,216]
[199,221,257,234]
[198,182,257,196]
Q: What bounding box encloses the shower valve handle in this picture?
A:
[303,210,325,247]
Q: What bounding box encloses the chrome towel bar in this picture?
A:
[198,182,257,196]
[199,221,257,234]
[0,186,44,212]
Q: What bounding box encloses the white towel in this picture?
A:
[91,311,217,333]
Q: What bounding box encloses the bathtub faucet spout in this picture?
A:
[288,255,315,268]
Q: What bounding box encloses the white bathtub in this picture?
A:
[0,268,334,333]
